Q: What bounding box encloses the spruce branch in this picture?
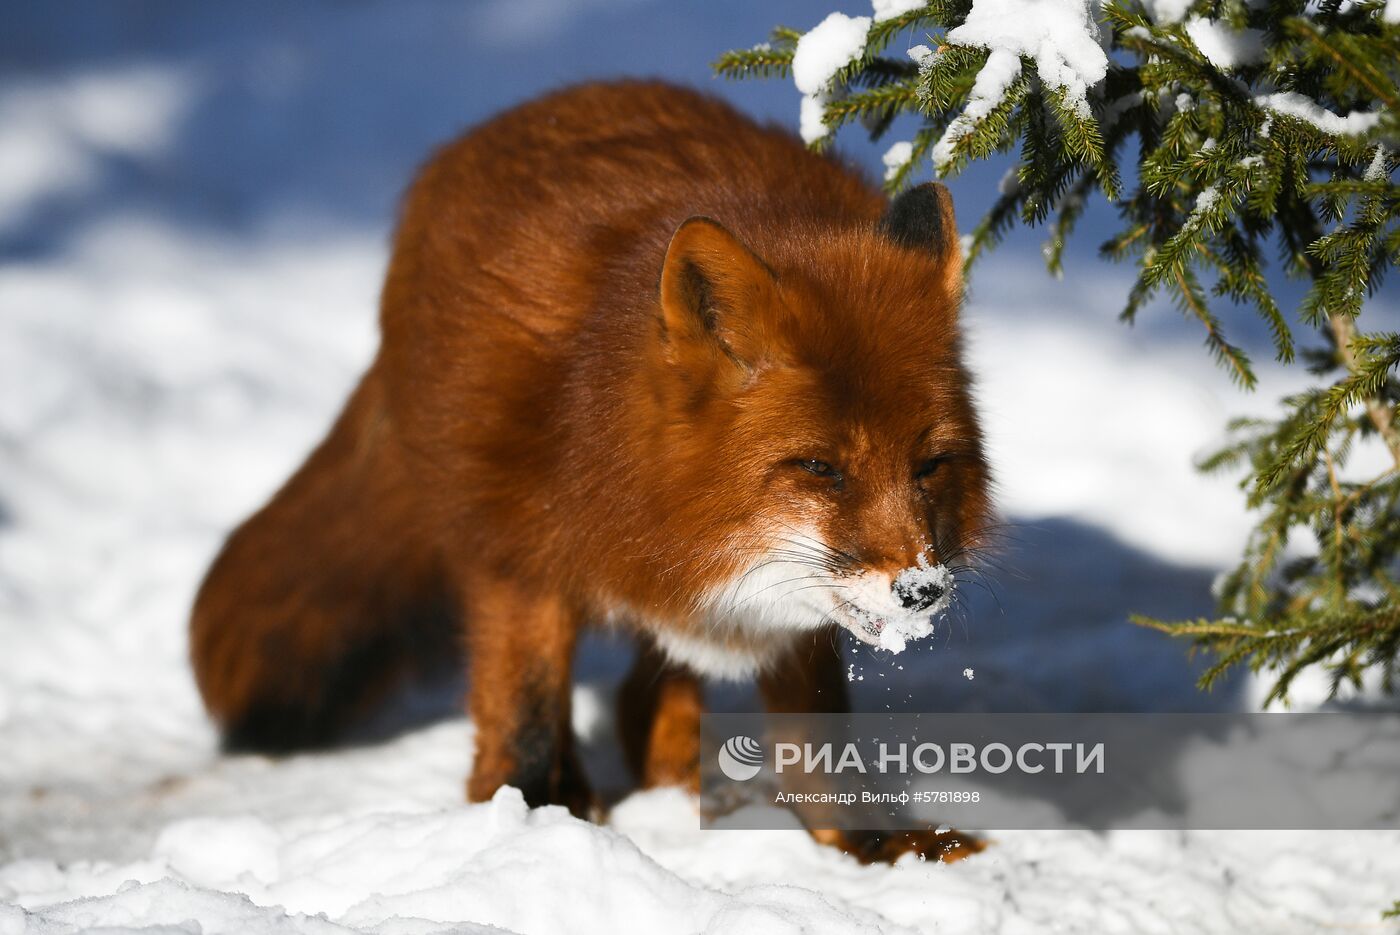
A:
[1330,314,1400,471]
[718,0,1400,704]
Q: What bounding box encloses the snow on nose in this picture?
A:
[891,556,953,617]
[893,575,944,612]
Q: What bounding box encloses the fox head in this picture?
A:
[643,183,993,658]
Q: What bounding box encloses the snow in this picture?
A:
[1184,182,1223,229]
[946,0,1108,118]
[1175,92,1195,112]
[872,0,927,21]
[932,0,1109,168]
[1364,144,1390,181]
[906,44,935,68]
[5,5,1400,933]
[8,774,1400,933]
[1184,17,1266,69]
[792,13,872,96]
[800,92,831,145]
[883,558,954,653]
[882,140,915,180]
[1384,0,1400,22]
[933,49,1022,170]
[0,66,198,232]
[1141,0,1195,23]
[4,784,901,934]
[5,219,1399,933]
[1254,92,1382,135]
[792,12,872,144]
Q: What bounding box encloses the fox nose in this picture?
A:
[893,578,944,613]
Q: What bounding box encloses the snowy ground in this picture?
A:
[3,3,1399,933]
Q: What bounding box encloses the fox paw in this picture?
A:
[812,828,987,865]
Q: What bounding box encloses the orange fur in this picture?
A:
[191,80,992,862]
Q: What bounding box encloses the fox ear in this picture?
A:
[659,216,777,368]
[878,182,963,296]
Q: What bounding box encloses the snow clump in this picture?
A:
[1141,0,1194,23]
[932,49,1022,170]
[878,557,954,653]
[1365,145,1390,181]
[792,12,873,143]
[907,44,935,69]
[1254,92,1382,135]
[933,0,1108,169]
[882,140,915,180]
[947,0,1107,115]
[1184,17,1265,70]
[872,0,927,21]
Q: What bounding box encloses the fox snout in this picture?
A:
[892,574,945,613]
[819,553,954,653]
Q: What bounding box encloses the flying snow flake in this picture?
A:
[1184,17,1265,70]
[963,667,975,680]
[1254,92,1381,135]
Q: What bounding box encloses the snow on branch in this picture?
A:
[933,48,1023,170]
[1183,17,1266,69]
[1253,92,1383,136]
[947,0,1108,117]
[792,12,872,142]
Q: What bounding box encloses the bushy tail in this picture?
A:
[191,369,459,752]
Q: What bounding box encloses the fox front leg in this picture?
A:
[462,573,592,817]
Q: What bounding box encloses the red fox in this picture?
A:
[191,81,992,863]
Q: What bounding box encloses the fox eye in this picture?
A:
[793,459,844,489]
[796,459,838,478]
[915,456,949,479]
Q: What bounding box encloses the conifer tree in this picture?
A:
[718,0,1400,705]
